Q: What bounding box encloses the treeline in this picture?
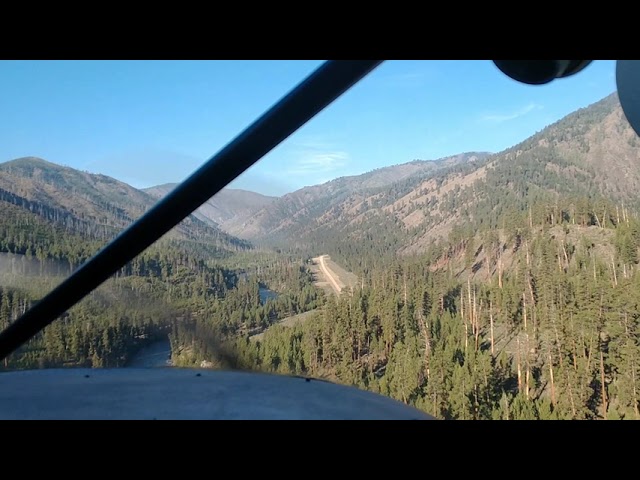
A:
[304,181,638,281]
[1,242,323,371]
[261,104,640,274]
[227,210,640,420]
[0,207,243,370]
[167,256,325,366]
[0,284,172,369]
[0,201,250,276]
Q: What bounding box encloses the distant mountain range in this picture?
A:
[1,92,636,261]
[219,152,490,239]
[143,183,276,232]
[205,93,640,257]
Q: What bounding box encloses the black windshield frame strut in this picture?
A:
[0,59,384,361]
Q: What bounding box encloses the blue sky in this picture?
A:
[0,60,617,196]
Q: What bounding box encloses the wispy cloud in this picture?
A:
[380,71,432,88]
[288,132,348,150]
[287,151,349,176]
[481,102,543,123]
[282,133,351,177]
[292,139,336,150]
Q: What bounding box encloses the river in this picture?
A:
[126,339,172,368]
[124,288,276,368]
[259,287,278,304]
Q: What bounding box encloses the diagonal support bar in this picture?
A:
[0,60,384,361]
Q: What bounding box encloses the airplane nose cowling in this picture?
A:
[0,368,436,420]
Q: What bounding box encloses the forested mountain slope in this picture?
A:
[231,152,490,240]
[0,157,251,262]
[295,93,640,270]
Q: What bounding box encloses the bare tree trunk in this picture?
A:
[472,286,477,343]
[475,298,483,352]
[516,336,522,394]
[489,299,495,356]
[467,278,472,325]
[467,279,473,351]
[464,322,469,352]
[460,290,468,351]
[625,205,630,226]
[523,289,531,400]
[523,292,527,331]
[558,247,564,272]
[561,240,569,266]
[548,352,556,406]
[403,273,407,305]
[527,276,537,342]
[553,315,563,369]
[529,205,533,229]
[594,211,602,229]
[566,370,577,418]
[632,363,639,420]
[498,252,503,289]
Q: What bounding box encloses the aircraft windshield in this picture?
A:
[2,60,636,420]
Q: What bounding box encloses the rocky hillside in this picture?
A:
[232,152,490,240]
[239,93,639,261]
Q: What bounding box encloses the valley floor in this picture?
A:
[247,255,358,342]
[310,255,358,295]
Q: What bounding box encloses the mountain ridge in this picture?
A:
[0,156,251,257]
[1,92,632,263]
[227,151,492,239]
[143,184,277,230]
[233,92,639,261]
